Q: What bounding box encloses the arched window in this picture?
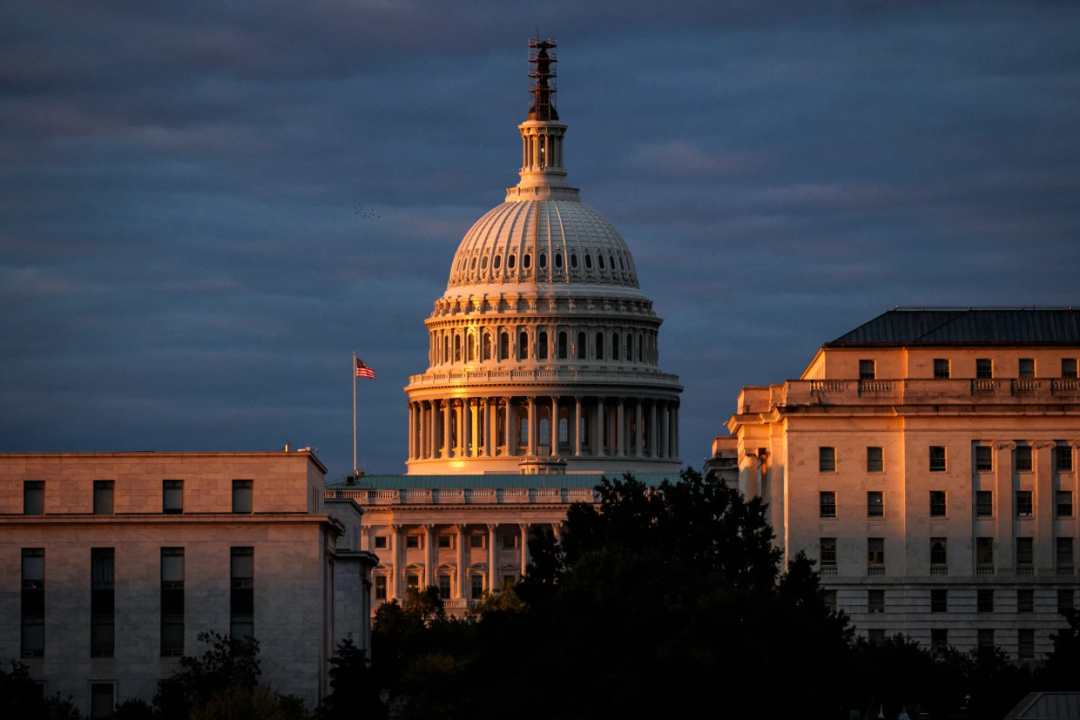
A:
[481,256,488,270]
[577,332,587,360]
[467,334,475,362]
[523,254,532,269]
[444,336,449,364]
[494,255,502,270]
[482,333,492,361]
[539,253,547,269]
[558,331,567,359]
[584,254,593,269]
[612,332,620,361]
[519,331,528,359]
[570,253,578,269]
[637,334,643,362]
[555,253,563,268]
[598,255,605,270]
[559,416,568,443]
[500,332,509,360]
[454,335,462,362]
[508,255,516,269]
[609,255,615,271]
[595,332,604,360]
[538,331,548,360]
[471,257,477,270]
[539,418,550,445]
[519,415,528,444]
[626,334,632,359]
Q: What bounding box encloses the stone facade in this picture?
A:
[0,451,377,716]
[719,309,1080,659]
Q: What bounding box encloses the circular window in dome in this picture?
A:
[494,255,502,270]
[539,253,547,269]
[570,253,578,269]
[523,254,531,269]
[598,255,605,270]
[508,255,516,269]
[555,253,563,269]
[584,254,592,269]
[609,255,615,270]
[481,256,488,270]
[471,257,477,270]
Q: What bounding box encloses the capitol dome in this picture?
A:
[404,39,682,475]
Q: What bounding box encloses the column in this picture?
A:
[1034,441,1057,575]
[993,441,1015,574]
[634,400,643,457]
[552,521,563,546]
[596,399,606,457]
[423,524,434,588]
[672,403,680,459]
[443,400,452,459]
[527,397,537,456]
[484,398,493,457]
[551,396,560,457]
[504,399,515,457]
[660,402,669,459]
[407,403,415,460]
[391,524,402,600]
[616,399,626,457]
[519,523,530,577]
[574,397,582,457]
[362,526,373,552]
[649,401,658,458]
[487,523,498,594]
[463,399,472,458]
[455,524,466,599]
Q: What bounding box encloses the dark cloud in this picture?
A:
[2,0,1079,476]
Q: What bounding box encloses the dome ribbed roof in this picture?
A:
[447,199,639,289]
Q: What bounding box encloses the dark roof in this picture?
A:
[1004,692,1080,720]
[324,473,680,490]
[826,308,1080,346]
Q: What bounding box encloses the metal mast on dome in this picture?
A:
[528,37,558,121]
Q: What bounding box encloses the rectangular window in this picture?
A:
[867,447,883,473]
[161,548,184,657]
[1062,358,1077,378]
[90,683,114,719]
[859,360,876,380]
[976,358,993,379]
[1019,358,1035,379]
[930,538,947,566]
[470,534,484,549]
[1016,537,1034,566]
[975,446,993,472]
[930,491,947,517]
[230,547,254,640]
[1058,492,1074,518]
[977,589,994,613]
[931,589,948,613]
[1017,589,1034,613]
[438,535,452,549]
[931,629,948,658]
[823,590,837,613]
[819,447,836,473]
[1058,589,1075,613]
[93,481,114,515]
[868,629,885,643]
[374,576,387,600]
[867,491,884,518]
[23,481,44,515]
[933,359,951,379]
[868,538,884,566]
[502,534,517,550]
[1016,447,1033,472]
[1018,629,1035,659]
[91,549,115,658]
[162,480,183,514]
[819,491,837,518]
[820,538,837,566]
[470,575,483,600]
[977,629,995,650]
[868,589,885,613]
[929,446,947,472]
[406,574,419,591]
[438,575,451,600]
[1057,447,1073,472]
[21,549,44,658]
[406,536,420,549]
[232,480,253,514]
[374,536,387,549]
[503,574,517,588]
[1057,537,1074,569]
[977,537,994,566]
[1016,491,1033,517]
[976,491,994,517]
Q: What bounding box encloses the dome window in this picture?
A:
[481,256,488,270]
[508,255,516,269]
[494,255,502,270]
[584,254,592,269]
[555,253,563,269]
[619,256,624,270]
[539,253,547,269]
[471,257,477,270]
[598,255,605,270]
[570,253,578,269]
[523,254,532,269]
[609,255,615,270]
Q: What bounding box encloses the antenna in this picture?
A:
[527,36,558,121]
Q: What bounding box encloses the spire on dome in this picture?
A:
[527,37,558,121]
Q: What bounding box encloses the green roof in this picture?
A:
[324,473,682,490]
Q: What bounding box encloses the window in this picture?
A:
[931,589,948,613]
[91,548,115,657]
[933,359,951,379]
[1018,629,1035,659]
[819,492,837,518]
[90,683,114,719]
[470,575,484,600]
[502,534,517,550]
[977,589,994,613]
[508,254,516,269]
[1058,589,1074,612]
[538,253,546,269]
[868,589,885,613]
[554,253,563,269]
[502,574,517,588]
[929,446,947,472]
[438,535,452,549]
[1016,537,1034,566]
[977,537,994,566]
[499,332,509,361]
[523,254,532,270]
[467,334,475,361]
[930,538,947,566]
[823,590,837,613]
[438,575,451,600]
[612,332,620,361]
[230,547,254,640]
[1057,537,1074,569]
[1019,358,1035,379]
[930,491,947,517]
[1016,446,1033,472]
[232,480,253,514]
[583,253,592,269]
[931,629,948,658]
[598,255,605,270]
[820,538,837,567]
[374,536,387,549]
[976,491,994,517]
[859,360,876,380]
[406,535,420,549]
[374,576,387,600]
[570,253,578,269]
[470,534,484,549]
[868,538,884,566]
[819,447,836,473]
[1056,446,1073,472]
[537,331,548,360]
[21,549,44,658]
[1016,491,1033,517]
[1059,492,1074,518]
[975,446,993,472]
[977,629,994,650]
[576,332,586,360]
[976,358,993,378]
[406,574,419,591]
[23,481,44,515]
[482,333,491,361]
[868,629,885,643]
[1017,589,1034,613]
[161,548,184,657]
[1064,358,1078,378]
[558,332,568,360]
[163,480,183,514]
[637,335,643,362]
[867,447,883,473]
[93,481,114,515]
[454,334,462,361]
[595,332,604,360]
[867,491,884,518]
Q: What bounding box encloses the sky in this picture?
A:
[2,1,1079,480]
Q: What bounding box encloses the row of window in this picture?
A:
[431,327,658,365]
[20,479,255,516]
[818,444,1074,473]
[826,587,1076,615]
[20,547,252,659]
[859,627,1042,660]
[858,357,1079,380]
[820,537,1076,569]
[453,247,632,277]
[819,490,1075,519]
[373,572,516,602]
[372,532,521,550]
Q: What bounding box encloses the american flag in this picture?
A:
[355,358,375,380]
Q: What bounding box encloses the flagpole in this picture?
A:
[352,351,358,478]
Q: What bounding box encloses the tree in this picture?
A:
[0,661,80,720]
[154,632,262,720]
[1038,608,1080,690]
[319,636,385,720]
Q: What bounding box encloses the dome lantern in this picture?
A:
[512,37,574,197]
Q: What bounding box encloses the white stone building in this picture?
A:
[0,450,378,717]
